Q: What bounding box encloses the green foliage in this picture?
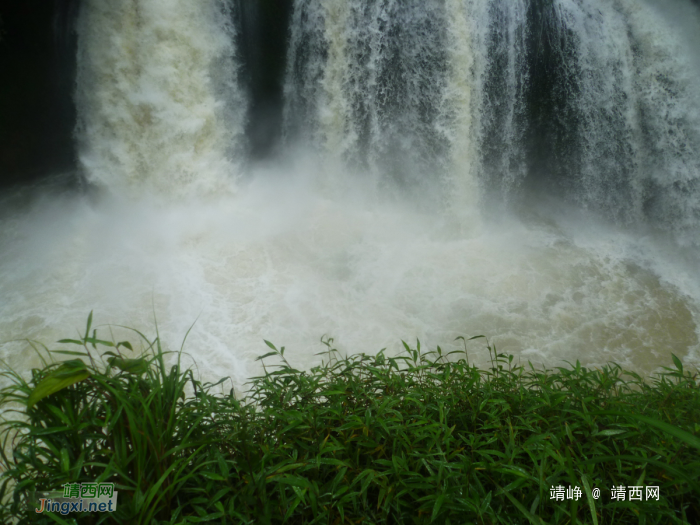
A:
[26,360,91,409]
[1,316,699,524]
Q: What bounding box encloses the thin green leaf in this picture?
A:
[107,357,150,375]
[27,360,91,408]
[593,411,700,451]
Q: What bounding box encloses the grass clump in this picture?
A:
[1,315,699,524]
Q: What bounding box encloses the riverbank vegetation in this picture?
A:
[1,314,699,524]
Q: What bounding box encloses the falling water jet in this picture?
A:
[74,0,246,198]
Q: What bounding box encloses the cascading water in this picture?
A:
[283,0,483,212]
[74,0,246,196]
[478,0,530,199]
[1,0,700,389]
[285,0,700,238]
[522,0,700,242]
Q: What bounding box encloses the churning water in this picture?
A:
[2,0,700,388]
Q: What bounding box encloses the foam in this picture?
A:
[1,168,698,389]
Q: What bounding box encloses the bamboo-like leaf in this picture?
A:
[117,341,134,351]
[27,360,91,408]
[671,353,683,373]
[60,447,70,473]
[4,323,699,524]
[85,336,114,348]
[494,481,545,525]
[50,350,91,357]
[108,357,149,375]
[593,429,626,437]
[580,474,598,525]
[57,339,84,345]
[593,411,700,450]
[432,492,446,521]
[84,310,93,340]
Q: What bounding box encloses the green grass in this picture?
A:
[1,314,699,524]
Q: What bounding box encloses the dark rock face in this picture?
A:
[0,0,79,188]
[234,0,294,160]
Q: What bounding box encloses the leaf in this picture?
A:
[270,463,306,476]
[108,357,149,375]
[581,454,700,493]
[61,448,70,473]
[57,339,84,345]
[117,341,134,351]
[594,429,626,437]
[593,411,700,451]
[50,350,91,357]
[671,353,683,373]
[580,474,599,525]
[84,336,114,348]
[27,360,91,408]
[216,451,229,478]
[200,472,226,481]
[494,482,545,525]
[84,311,93,341]
[432,493,446,521]
[529,495,540,516]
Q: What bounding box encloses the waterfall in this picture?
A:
[284,0,700,243]
[2,0,700,385]
[480,0,529,198]
[75,0,246,197]
[284,0,454,203]
[524,0,700,243]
